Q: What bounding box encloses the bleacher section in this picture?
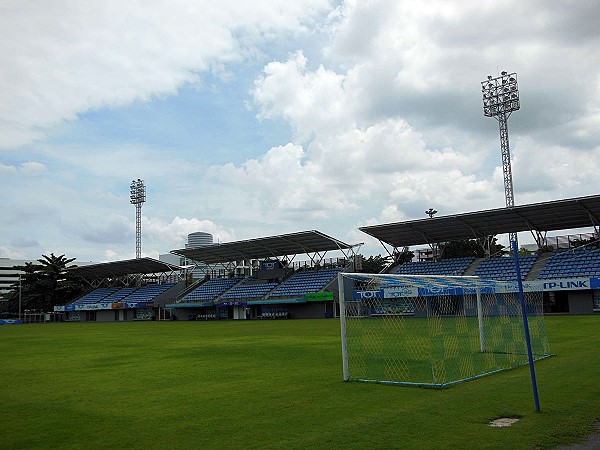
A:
[219,279,278,300]
[69,283,175,307]
[538,248,600,279]
[182,278,241,302]
[125,283,175,303]
[269,267,342,298]
[71,287,117,306]
[390,250,598,282]
[473,255,538,281]
[103,287,138,303]
[394,257,475,276]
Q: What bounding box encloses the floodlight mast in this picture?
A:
[481,71,540,412]
[481,71,520,244]
[130,179,146,259]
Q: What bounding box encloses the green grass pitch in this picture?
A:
[0,316,598,449]
[344,315,551,386]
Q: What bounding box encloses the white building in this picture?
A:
[160,232,214,280]
[0,258,31,301]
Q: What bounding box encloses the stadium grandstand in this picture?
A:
[167,230,358,320]
[53,258,185,322]
[361,194,600,315]
[47,194,600,322]
[51,231,359,321]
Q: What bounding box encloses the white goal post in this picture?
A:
[337,272,551,387]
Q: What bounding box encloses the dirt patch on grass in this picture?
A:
[489,417,520,428]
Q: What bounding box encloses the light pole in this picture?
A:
[481,71,540,412]
[130,179,146,259]
[481,71,520,243]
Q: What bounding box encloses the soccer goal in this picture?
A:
[337,273,551,388]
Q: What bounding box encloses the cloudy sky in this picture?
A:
[1,0,599,263]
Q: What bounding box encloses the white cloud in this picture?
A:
[0,0,332,149]
[253,51,349,141]
[323,0,600,146]
[21,161,47,173]
[0,162,18,175]
[210,143,351,219]
[0,246,28,259]
[10,237,41,248]
[144,216,236,250]
[244,0,600,225]
[221,49,503,225]
[511,136,600,202]
[0,161,47,174]
[80,216,236,262]
[2,0,600,262]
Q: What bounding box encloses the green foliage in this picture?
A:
[441,238,505,259]
[441,239,483,258]
[518,247,533,256]
[0,317,598,449]
[358,250,414,273]
[393,248,414,264]
[5,253,84,313]
[359,254,389,273]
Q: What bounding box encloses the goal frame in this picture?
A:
[337,272,550,388]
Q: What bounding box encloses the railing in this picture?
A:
[543,232,598,250]
[288,258,348,271]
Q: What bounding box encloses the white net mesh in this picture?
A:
[339,273,551,387]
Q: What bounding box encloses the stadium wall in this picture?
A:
[567,291,594,314]
[168,300,335,321]
[287,301,330,319]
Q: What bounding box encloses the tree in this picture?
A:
[518,247,533,256]
[6,253,85,313]
[360,255,389,273]
[440,238,505,259]
[441,240,484,258]
[393,248,415,265]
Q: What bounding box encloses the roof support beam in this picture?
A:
[360,195,600,250]
[576,200,600,240]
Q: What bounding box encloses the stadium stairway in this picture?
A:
[462,259,483,276]
[525,254,550,280]
[152,281,186,307]
[176,278,205,301]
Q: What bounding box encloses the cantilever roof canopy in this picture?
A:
[360,194,600,248]
[171,230,354,264]
[66,257,183,280]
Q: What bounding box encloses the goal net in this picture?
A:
[338,273,551,387]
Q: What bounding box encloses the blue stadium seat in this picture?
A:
[395,257,475,276]
[182,277,242,302]
[473,255,538,281]
[539,248,600,279]
[270,267,342,298]
[220,279,278,300]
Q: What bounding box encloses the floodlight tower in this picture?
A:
[481,71,541,412]
[481,71,520,244]
[130,179,146,259]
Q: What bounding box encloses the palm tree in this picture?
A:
[7,253,84,313]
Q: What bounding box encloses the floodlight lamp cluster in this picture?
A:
[481,71,520,117]
[129,178,146,205]
[425,208,438,218]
